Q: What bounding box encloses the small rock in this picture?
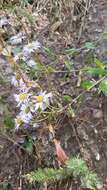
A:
[96,153,100,161]
[93,109,103,119]
[77,127,88,141]
[94,128,98,134]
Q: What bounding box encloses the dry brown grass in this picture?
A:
[32,0,92,35]
[33,0,91,21]
[1,0,92,36]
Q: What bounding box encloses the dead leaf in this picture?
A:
[54,139,68,164]
[51,21,62,32]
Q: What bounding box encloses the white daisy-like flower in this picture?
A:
[20,103,31,114]
[23,41,41,58]
[33,91,52,111]
[14,93,31,106]
[9,32,26,45]
[29,102,36,113]
[15,111,32,130]
[19,111,33,123]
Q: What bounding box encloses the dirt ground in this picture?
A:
[0,0,107,189]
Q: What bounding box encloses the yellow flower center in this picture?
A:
[19,94,28,101]
[16,117,23,125]
[16,72,21,80]
[36,95,44,102]
[27,81,34,87]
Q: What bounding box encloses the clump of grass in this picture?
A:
[26,157,102,190]
[32,0,89,31]
[1,0,90,32]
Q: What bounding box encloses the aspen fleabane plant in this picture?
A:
[13,76,52,129]
[12,73,52,130]
[9,40,52,130]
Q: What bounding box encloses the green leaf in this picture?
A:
[102,31,107,37]
[27,0,34,4]
[24,139,33,154]
[4,114,14,129]
[44,47,53,54]
[0,180,11,190]
[95,58,105,68]
[67,106,75,117]
[84,42,95,50]
[47,66,56,74]
[44,47,56,58]
[64,60,74,71]
[84,51,94,65]
[81,172,102,190]
[86,67,107,75]
[12,47,22,55]
[63,95,72,103]
[81,80,95,90]
[17,7,35,24]
[99,80,107,95]
[64,48,76,55]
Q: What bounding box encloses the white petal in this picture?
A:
[9,32,26,45]
[26,59,37,67]
[11,76,18,86]
[23,41,41,58]
[0,17,9,27]
[31,41,41,49]
[34,103,42,111]
[10,38,22,45]
[19,112,32,123]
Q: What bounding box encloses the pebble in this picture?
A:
[96,153,100,161]
[93,109,103,119]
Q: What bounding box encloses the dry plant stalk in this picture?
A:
[33,0,91,34]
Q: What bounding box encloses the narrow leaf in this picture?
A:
[95,58,105,68]
[63,95,72,103]
[86,67,107,75]
[81,80,95,90]
[64,48,76,55]
[99,80,107,95]
[64,60,74,71]
[84,42,95,50]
